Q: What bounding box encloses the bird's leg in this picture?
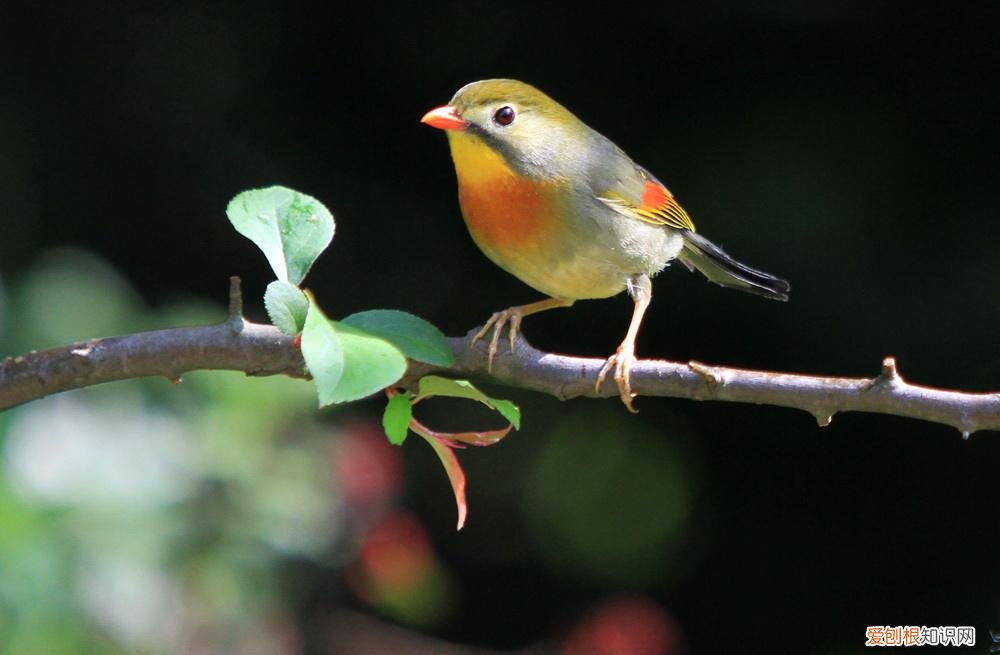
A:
[596,274,652,413]
[473,297,574,371]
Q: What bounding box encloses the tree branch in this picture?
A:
[406,344,1000,437]
[0,278,308,411]
[1,279,997,435]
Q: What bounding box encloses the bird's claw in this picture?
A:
[472,308,523,372]
[596,344,638,413]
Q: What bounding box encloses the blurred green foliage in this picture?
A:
[0,250,335,652]
[525,408,697,587]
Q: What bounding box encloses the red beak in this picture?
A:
[421,105,467,131]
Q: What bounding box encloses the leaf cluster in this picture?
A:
[227,186,519,528]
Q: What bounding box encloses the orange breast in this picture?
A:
[447,132,559,261]
[458,174,554,252]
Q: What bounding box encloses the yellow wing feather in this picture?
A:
[597,170,696,231]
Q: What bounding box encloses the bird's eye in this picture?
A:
[493,106,516,126]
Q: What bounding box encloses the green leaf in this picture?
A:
[417,377,489,403]
[331,322,408,403]
[416,376,521,430]
[226,186,335,284]
[300,295,408,406]
[264,280,309,335]
[301,297,344,407]
[382,393,412,445]
[342,310,454,366]
[489,399,521,431]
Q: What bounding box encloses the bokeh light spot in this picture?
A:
[525,408,696,587]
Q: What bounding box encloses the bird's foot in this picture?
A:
[596,341,639,413]
[472,307,525,372]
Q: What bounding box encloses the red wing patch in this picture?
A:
[636,179,696,231]
[598,176,696,231]
[641,179,672,210]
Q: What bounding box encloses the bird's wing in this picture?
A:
[595,167,696,232]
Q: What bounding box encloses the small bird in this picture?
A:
[422,79,789,411]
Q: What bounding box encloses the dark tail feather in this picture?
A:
[678,230,790,301]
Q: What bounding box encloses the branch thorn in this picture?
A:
[688,360,719,387]
[227,276,245,331]
[879,356,901,383]
[813,411,834,427]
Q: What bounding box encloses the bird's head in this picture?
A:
[422,79,589,179]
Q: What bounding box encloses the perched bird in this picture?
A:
[422,79,789,411]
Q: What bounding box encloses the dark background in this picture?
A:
[2,2,998,653]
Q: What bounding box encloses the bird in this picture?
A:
[421,79,789,412]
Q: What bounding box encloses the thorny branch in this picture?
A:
[1,279,997,435]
